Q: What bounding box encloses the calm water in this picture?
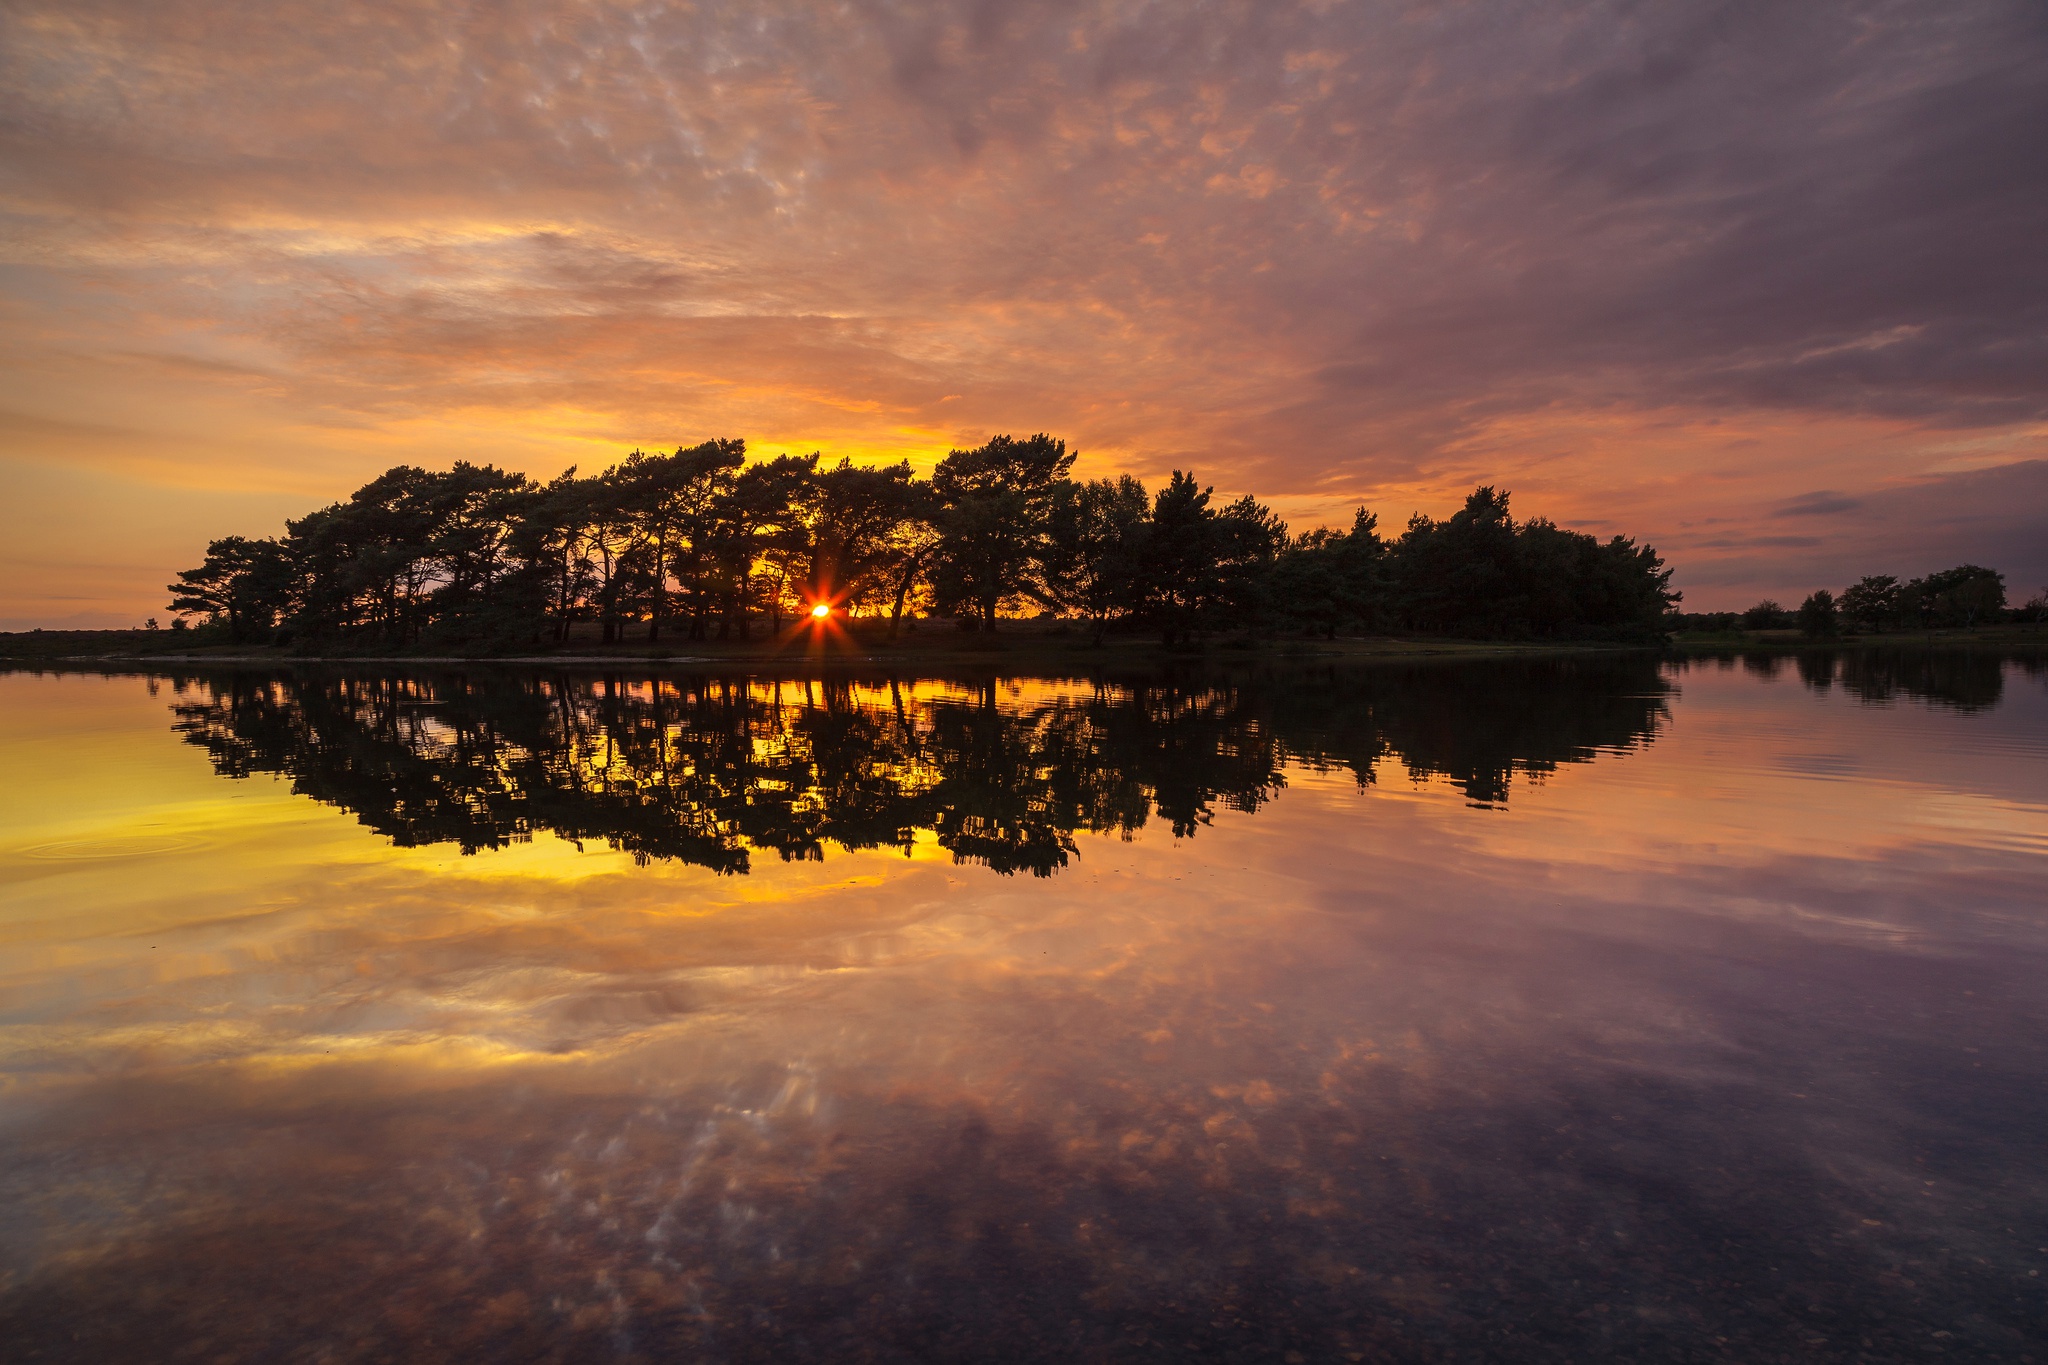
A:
[1,653,2044,1362]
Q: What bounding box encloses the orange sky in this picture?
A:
[2,0,2044,626]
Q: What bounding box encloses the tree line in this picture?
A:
[165,658,1672,876]
[165,435,1680,648]
[1678,564,2042,637]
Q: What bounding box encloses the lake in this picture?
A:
[1,652,2044,1362]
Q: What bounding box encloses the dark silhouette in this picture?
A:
[1678,565,2023,637]
[1675,647,2038,713]
[1797,589,1838,638]
[161,658,1674,876]
[1741,600,1793,631]
[165,435,1682,649]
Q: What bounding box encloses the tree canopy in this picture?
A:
[167,434,1681,648]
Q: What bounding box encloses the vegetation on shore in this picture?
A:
[1674,565,2044,640]
[150,435,1679,653]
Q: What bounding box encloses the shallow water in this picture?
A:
[1,652,2044,1362]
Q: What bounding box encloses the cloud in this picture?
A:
[1670,459,2048,597]
[1771,492,1862,519]
[0,0,2044,617]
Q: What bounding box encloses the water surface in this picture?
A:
[2,653,2045,1362]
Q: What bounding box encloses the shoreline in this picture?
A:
[3,623,2043,670]
[1,628,1653,669]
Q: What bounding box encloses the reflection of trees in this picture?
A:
[1684,647,2035,712]
[166,658,1673,875]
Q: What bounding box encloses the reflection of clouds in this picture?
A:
[4,666,2048,1355]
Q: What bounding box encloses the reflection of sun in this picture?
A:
[810,603,831,619]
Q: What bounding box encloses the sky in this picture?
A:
[1,0,2044,626]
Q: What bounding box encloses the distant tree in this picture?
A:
[1911,564,2005,628]
[1043,475,1150,642]
[1390,487,1523,637]
[709,453,819,638]
[611,439,746,641]
[1140,471,1223,644]
[1741,599,1792,631]
[880,482,943,640]
[281,463,531,644]
[167,535,294,642]
[1270,508,1391,639]
[1211,494,1290,633]
[929,434,1076,630]
[517,470,597,643]
[1837,575,1903,632]
[806,457,922,617]
[162,433,1696,652]
[1797,589,1839,637]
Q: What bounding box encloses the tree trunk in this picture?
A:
[649,530,667,642]
[887,554,925,641]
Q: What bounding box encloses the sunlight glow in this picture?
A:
[810,603,831,618]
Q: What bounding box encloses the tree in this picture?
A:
[611,439,745,641]
[806,457,922,616]
[167,535,294,642]
[880,482,943,640]
[1211,494,1290,633]
[1838,575,1902,632]
[1270,508,1390,639]
[1911,564,2005,628]
[1797,589,1839,637]
[1141,471,1221,644]
[1042,475,1150,642]
[928,434,1076,630]
[704,453,819,639]
[163,434,1696,651]
[1389,487,1524,637]
[1741,600,1791,631]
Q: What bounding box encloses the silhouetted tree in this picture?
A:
[1741,599,1792,631]
[167,535,294,642]
[166,435,1688,649]
[1383,488,1675,641]
[1043,475,1150,642]
[929,434,1076,630]
[1911,565,2005,628]
[805,457,922,617]
[1141,471,1223,644]
[1798,589,1839,637]
[1838,575,1903,632]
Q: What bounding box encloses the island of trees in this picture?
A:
[163,434,1680,650]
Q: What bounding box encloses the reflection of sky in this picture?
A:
[2,666,2046,1358]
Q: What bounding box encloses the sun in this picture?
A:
[810,602,831,619]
